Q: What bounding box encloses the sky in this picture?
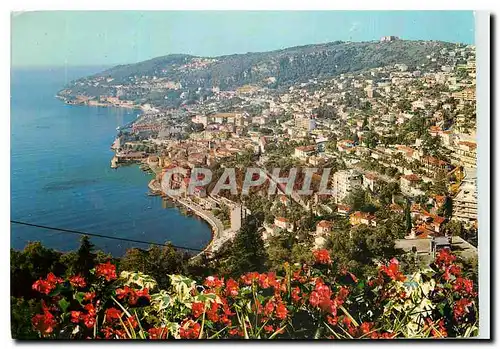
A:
[11,11,475,67]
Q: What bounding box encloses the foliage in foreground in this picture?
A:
[25,249,477,339]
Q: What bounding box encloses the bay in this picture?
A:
[10,66,211,256]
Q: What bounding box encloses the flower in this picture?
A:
[241,272,259,285]
[32,272,64,295]
[69,275,87,288]
[206,301,220,322]
[95,261,117,281]
[127,316,138,329]
[83,292,95,302]
[313,249,332,264]
[435,249,456,268]
[32,279,55,295]
[360,322,373,335]
[204,275,224,288]
[291,287,301,303]
[148,327,168,339]
[454,298,473,320]
[379,258,405,281]
[105,307,122,321]
[70,311,82,324]
[454,277,474,295]
[191,302,205,318]
[275,302,288,320]
[46,273,64,285]
[32,311,57,335]
[179,320,201,339]
[264,300,275,316]
[264,325,274,333]
[225,278,239,297]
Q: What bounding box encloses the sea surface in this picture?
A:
[10,67,211,256]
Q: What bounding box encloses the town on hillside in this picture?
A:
[93,39,477,267]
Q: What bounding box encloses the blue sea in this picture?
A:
[10,67,211,256]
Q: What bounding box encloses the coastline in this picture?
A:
[56,93,216,255]
[147,177,223,258]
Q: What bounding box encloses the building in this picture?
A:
[294,145,316,160]
[349,211,377,227]
[295,115,317,131]
[453,168,478,225]
[332,170,362,204]
[452,141,477,168]
[400,174,424,197]
[274,217,294,232]
[380,36,400,42]
[362,173,378,192]
[315,220,333,236]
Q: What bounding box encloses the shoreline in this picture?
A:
[57,95,216,255]
[147,177,222,258]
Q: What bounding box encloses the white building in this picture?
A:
[453,167,477,225]
[332,170,362,204]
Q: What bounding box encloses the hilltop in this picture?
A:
[58,39,463,108]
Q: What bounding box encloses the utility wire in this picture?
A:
[11,220,209,253]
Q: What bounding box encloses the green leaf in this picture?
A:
[75,292,86,305]
[58,298,70,313]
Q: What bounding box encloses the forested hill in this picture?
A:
[59,39,461,104]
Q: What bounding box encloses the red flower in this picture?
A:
[454,277,474,295]
[69,275,86,288]
[32,279,55,295]
[136,288,150,301]
[264,325,274,333]
[435,249,456,268]
[264,300,275,316]
[229,328,243,337]
[70,311,82,324]
[313,249,332,264]
[179,320,201,339]
[204,275,224,288]
[46,272,64,285]
[291,287,301,303]
[102,326,115,339]
[82,313,96,329]
[225,278,239,297]
[360,322,373,335]
[83,292,95,302]
[275,302,288,320]
[206,302,220,322]
[127,316,138,329]
[453,298,473,320]
[380,258,406,281]
[191,302,205,318]
[148,327,168,339]
[32,311,57,335]
[309,291,320,307]
[240,272,259,285]
[105,307,122,321]
[95,261,117,281]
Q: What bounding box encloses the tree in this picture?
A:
[405,201,412,235]
[75,236,97,278]
[433,170,449,195]
[120,243,189,289]
[227,215,268,277]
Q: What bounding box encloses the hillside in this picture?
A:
[58,39,461,107]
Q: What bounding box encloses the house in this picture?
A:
[294,145,316,160]
[337,204,351,216]
[400,174,423,197]
[274,217,294,232]
[350,211,377,227]
[315,220,333,236]
[362,173,378,192]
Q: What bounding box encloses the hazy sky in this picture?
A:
[11,11,475,67]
